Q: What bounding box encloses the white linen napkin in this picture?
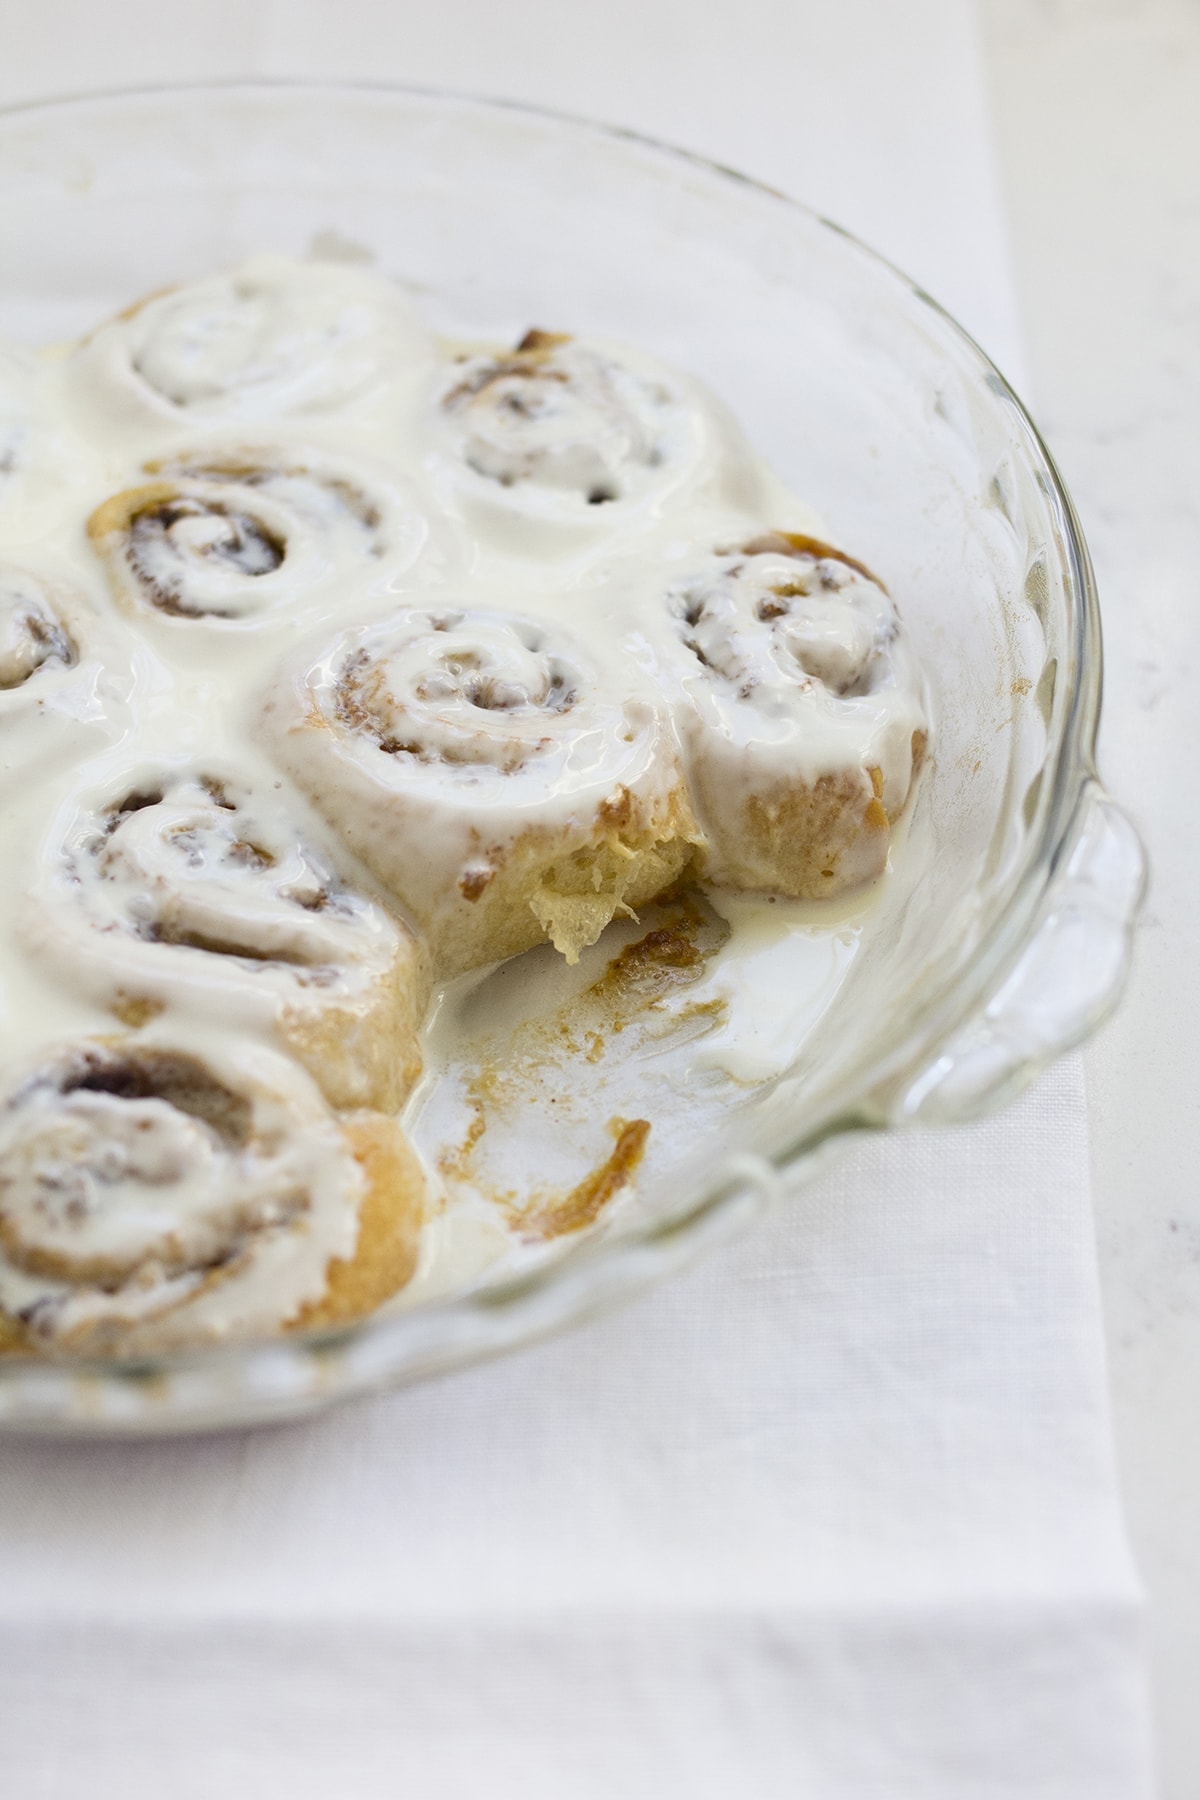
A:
[0,1068,1152,1797]
[0,1,1156,1794]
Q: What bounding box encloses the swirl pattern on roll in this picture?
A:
[263,604,702,975]
[85,446,408,625]
[0,562,131,803]
[70,255,433,427]
[0,1035,426,1354]
[660,532,927,896]
[24,767,425,1111]
[430,328,746,549]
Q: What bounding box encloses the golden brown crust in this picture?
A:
[277,938,427,1113]
[740,530,885,591]
[0,1311,29,1356]
[515,328,572,355]
[289,1112,427,1333]
[87,482,180,550]
[704,766,892,898]
[1,1090,428,1357]
[0,1036,429,1353]
[86,935,424,1116]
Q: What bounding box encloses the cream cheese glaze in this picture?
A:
[424,329,768,554]
[0,1034,368,1353]
[263,601,701,974]
[0,564,75,690]
[0,255,930,1350]
[21,760,426,1112]
[71,254,435,431]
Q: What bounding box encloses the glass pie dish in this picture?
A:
[0,82,1145,1433]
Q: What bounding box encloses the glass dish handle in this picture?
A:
[895,782,1146,1125]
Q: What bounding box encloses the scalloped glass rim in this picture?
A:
[0,80,1134,1432]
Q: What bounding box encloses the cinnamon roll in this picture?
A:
[0,563,130,793]
[0,1035,427,1355]
[262,604,702,976]
[24,767,426,1112]
[85,446,409,626]
[0,564,76,693]
[429,329,748,551]
[660,532,928,896]
[70,255,432,429]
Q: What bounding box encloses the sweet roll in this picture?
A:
[69,254,433,429]
[85,445,409,626]
[0,1034,427,1355]
[262,603,702,975]
[428,328,753,550]
[23,766,426,1111]
[660,532,927,896]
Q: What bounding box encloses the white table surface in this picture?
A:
[980,6,1200,1795]
[0,0,1194,1791]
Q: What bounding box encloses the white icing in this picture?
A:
[425,333,769,554]
[265,602,686,935]
[0,1035,363,1352]
[653,536,928,827]
[71,254,434,430]
[0,255,931,1345]
[89,446,437,630]
[20,763,413,1053]
[444,336,686,498]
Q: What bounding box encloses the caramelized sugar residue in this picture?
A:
[111,992,165,1029]
[583,891,728,1024]
[436,891,730,1239]
[518,1118,650,1241]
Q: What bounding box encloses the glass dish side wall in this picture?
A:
[0,86,1140,1432]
